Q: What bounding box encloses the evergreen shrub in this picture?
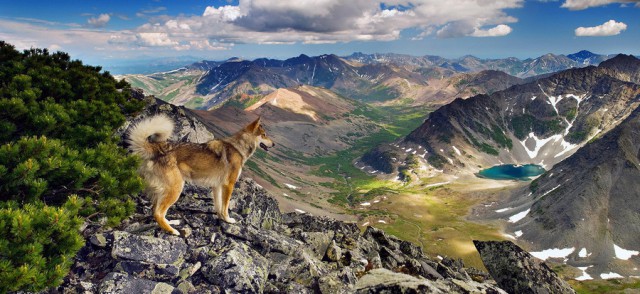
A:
[0,41,145,291]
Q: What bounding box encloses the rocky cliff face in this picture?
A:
[58,179,509,293]
[364,55,640,175]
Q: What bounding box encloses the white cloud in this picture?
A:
[575,19,627,36]
[203,5,243,21]
[185,40,228,51]
[561,0,639,10]
[87,14,110,28]
[471,24,513,37]
[0,0,523,58]
[136,32,177,46]
[133,0,521,46]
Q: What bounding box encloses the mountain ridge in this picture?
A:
[119,50,615,110]
[363,54,640,176]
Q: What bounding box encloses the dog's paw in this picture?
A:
[224,217,237,224]
[170,229,181,236]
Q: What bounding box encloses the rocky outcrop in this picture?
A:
[58,179,510,293]
[119,89,215,145]
[474,240,575,294]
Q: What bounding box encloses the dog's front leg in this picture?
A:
[213,184,236,223]
[212,186,224,219]
[220,183,237,223]
[218,158,242,224]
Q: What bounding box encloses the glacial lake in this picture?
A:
[477,164,545,181]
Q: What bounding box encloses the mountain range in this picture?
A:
[119,50,615,110]
[344,50,613,77]
[364,54,640,174]
[364,54,640,278]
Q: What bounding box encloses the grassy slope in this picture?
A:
[569,279,640,294]
[371,185,504,270]
[304,103,429,205]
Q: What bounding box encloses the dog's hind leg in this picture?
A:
[154,169,184,235]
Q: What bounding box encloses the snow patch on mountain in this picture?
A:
[530,247,575,260]
[614,244,640,260]
[575,266,593,281]
[508,209,530,223]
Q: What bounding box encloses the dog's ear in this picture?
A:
[245,116,261,133]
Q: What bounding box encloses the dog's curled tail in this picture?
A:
[127,115,174,160]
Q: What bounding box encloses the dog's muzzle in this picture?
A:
[260,142,274,151]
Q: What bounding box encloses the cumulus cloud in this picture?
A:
[136,32,178,46]
[131,0,521,49]
[471,24,513,37]
[561,0,639,10]
[575,19,627,36]
[87,14,110,28]
[1,0,524,55]
[203,5,243,21]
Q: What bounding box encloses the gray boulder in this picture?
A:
[111,231,186,265]
[99,272,174,294]
[202,241,269,293]
[355,268,449,293]
[474,240,575,294]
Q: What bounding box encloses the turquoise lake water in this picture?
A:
[477,164,545,181]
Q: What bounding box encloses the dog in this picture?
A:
[127,115,275,235]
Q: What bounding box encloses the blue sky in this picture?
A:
[0,0,638,68]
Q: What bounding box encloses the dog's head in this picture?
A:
[245,117,275,152]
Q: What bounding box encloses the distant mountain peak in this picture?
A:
[567,50,608,65]
[600,53,640,66]
[460,55,480,60]
[571,49,596,56]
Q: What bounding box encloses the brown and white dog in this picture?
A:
[127,115,274,235]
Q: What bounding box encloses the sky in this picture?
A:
[1,0,639,69]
